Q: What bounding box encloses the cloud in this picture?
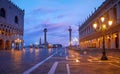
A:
[25,22,66,35]
[47,23,65,30]
[31,7,60,15]
[56,14,65,19]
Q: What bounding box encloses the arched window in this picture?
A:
[0,8,6,18]
[15,16,18,24]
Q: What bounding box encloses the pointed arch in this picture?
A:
[0,8,6,18]
[15,16,18,24]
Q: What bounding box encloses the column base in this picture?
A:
[101,52,108,60]
[101,55,108,60]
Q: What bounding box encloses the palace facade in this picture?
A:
[79,0,120,49]
[0,0,24,49]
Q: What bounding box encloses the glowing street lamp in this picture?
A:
[108,20,113,26]
[93,17,113,60]
[93,23,97,29]
[15,38,21,43]
[101,17,105,22]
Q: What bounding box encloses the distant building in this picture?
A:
[0,0,24,49]
[79,0,120,49]
[53,44,62,48]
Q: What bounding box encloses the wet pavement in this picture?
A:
[0,48,63,74]
[0,48,120,74]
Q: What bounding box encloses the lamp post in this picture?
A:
[93,17,113,60]
[15,38,22,50]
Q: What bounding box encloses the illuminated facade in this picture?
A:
[79,0,120,49]
[0,0,24,49]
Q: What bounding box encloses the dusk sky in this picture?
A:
[11,0,105,46]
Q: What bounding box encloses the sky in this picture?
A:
[11,0,105,46]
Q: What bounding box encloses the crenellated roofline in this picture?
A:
[8,0,24,14]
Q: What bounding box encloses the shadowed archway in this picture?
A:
[0,39,4,49]
[5,40,11,50]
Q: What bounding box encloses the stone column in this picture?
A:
[119,31,120,49]
[100,37,103,48]
[17,43,19,49]
[95,39,98,48]
[68,26,72,47]
[14,42,16,49]
[97,39,100,48]
[3,40,5,50]
[91,40,93,48]
[22,42,24,49]
[111,34,115,49]
[10,41,12,49]
[21,40,24,49]
[116,2,120,24]
[108,38,111,49]
[83,42,85,48]
[44,28,47,48]
[80,42,82,49]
